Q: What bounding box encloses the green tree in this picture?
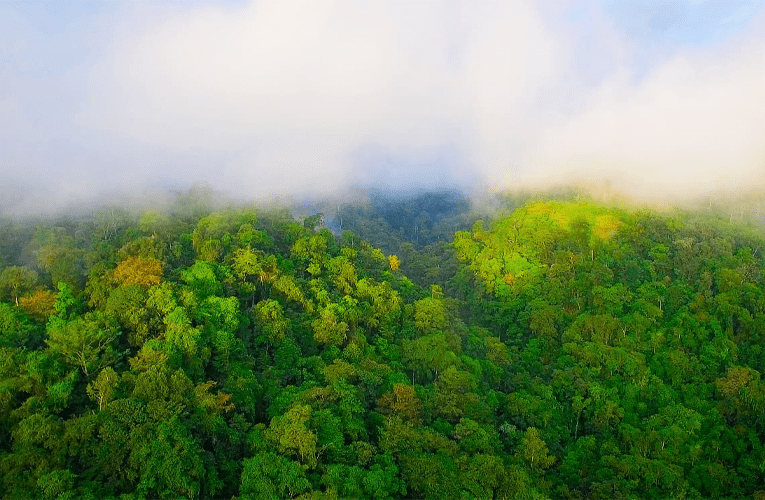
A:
[266,404,320,468]
[0,301,38,348]
[181,261,223,300]
[518,427,555,471]
[46,314,117,376]
[254,299,289,344]
[0,266,39,306]
[239,452,311,499]
[86,366,119,410]
[312,305,349,348]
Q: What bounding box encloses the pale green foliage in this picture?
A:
[518,427,556,470]
[200,296,239,332]
[240,452,311,499]
[292,234,330,276]
[232,248,278,290]
[403,333,459,380]
[37,469,76,500]
[146,282,177,316]
[327,256,357,295]
[181,261,222,300]
[371,248,386,263]
[164,306,201,357]
[312,305,348,347]
[192,210,256,261]
[355,278,401,330]
[454,417,500,454]
[36,244,83,288]
[254,299,289,344]
[87,366,119,410]
[266,404,319,467]
[46,315,116,376]
[200,295,240,366]
[484,336,511,366]
[0,266,38,306]
[272,275,310,310]
[433,365,477,420]
[413,295,446,333]
[138,209,170,236]
[323,359,357,384]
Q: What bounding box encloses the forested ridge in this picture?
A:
[2,190,765,499]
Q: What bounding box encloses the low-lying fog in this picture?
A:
[1,1,764,216]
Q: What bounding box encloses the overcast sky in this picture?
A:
[1,0,764,210]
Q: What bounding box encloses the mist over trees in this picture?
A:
[1,186,765,498]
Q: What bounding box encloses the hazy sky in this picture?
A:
[1,0,764,209]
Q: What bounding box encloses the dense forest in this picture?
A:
[2,187,765,499]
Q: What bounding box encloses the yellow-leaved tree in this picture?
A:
[113,257,163,287]
[388,255,401,271]
[19,289,58,321]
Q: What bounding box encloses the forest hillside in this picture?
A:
[1,191,765,499]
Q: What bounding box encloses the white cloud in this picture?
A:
[81,0,562,196]
[521,14,765,199]
[3,0,763,207]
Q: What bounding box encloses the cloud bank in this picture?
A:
[523,7,765,200]
[2,0,764,210]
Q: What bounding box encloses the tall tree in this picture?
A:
[0,266,38,306]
